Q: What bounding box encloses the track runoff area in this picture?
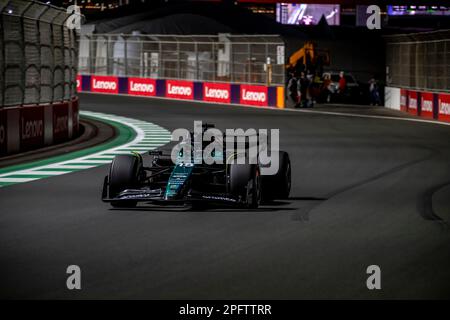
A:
[0,111,171,187]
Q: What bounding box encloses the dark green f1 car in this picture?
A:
[102,124,291,209]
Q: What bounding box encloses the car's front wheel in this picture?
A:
[108,154,141,208]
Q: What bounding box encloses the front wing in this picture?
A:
[101,176,242,207]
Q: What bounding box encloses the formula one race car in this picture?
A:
[101,124,291,209]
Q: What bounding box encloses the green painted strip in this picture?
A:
[2,174,52,179]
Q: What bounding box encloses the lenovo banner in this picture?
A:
[91,75,119,94]
[420,92,434,119]
[240,85,268,106]
[53,103,69,143]
[400,89,408,111]
[438,93,450,122]
[20,106,44,151]
[166,80,194,100]
[76,75,82,92]
[203,82,231,103]
[128,77,156,96]
[407,91,418,116]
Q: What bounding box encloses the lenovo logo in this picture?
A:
[54,115,68,134]
[168,84,192,96]
[93,80,116,90]
[22,118,43,140]
[128,78,156,96]
[240,85,268,106]
[205,87,229,100]
[130,82,154,93]
[409,98,417,109]
[91,76,118,93]
[203,83,231,103]
[242,90,266,102]
[422,99,433,112]
[400,95,406,106]
[166,81,194,99]
[440,101,450,115]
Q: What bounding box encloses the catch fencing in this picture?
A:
[385,29,450,93]
[0,0,79,156]
[78,34,286,86]
[0,0,78,107]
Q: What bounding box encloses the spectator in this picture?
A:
[287,72,299,107]
[306,71,314,107]
[298,72,309,108]
[368,76,380,106]
[338,71,347,102]
[310,71,323,103]
[321,73,332,103]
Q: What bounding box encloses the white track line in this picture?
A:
[48,164,96,169]
[13,170,69,175]
[0,177,39,183]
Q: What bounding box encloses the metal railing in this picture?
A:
[385,29,450,93]
[78,33,286,86]
[0,0,78,107]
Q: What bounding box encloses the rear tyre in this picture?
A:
[261,151,291,201]
[229,164,261,209]
[246,167,261,209]
[109,155,141,208]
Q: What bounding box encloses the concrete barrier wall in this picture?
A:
[384,87,401,111]
[385,86,450,122]
[78,75,285,109]
[0,97,79,156]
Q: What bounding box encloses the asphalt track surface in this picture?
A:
[1,93,450,299]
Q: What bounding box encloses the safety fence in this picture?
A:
[78,34,286,87]
[384,87,450,122]
[0,0,79,156]
[384,30,450,123]
[385,29,450,93]
[78,74,285,108]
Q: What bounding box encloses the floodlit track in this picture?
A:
[1,93,450,299]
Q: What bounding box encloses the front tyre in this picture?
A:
[108,154,141,208]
